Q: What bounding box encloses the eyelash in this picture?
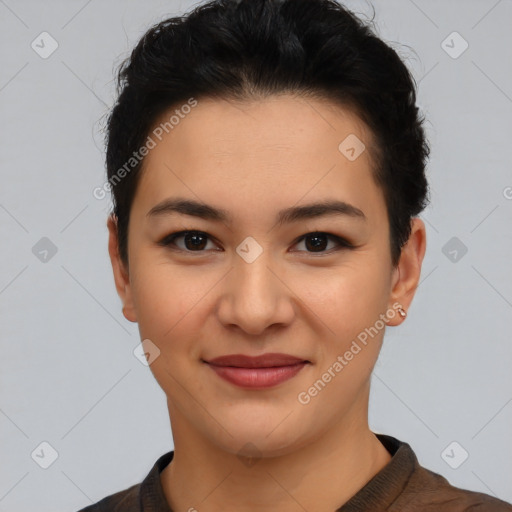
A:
[158,230,354,255]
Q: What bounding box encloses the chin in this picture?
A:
[216,433,305,460]
[204,415,313,460]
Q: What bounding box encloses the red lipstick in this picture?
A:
[204,353,310,388]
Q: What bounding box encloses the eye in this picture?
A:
[159,230,219,252]
[158,230,353,254]
[292,232,353,253]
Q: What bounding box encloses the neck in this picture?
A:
[160,395,392,512]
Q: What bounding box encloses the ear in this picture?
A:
[386,217,427,326]
[107,214,137,323]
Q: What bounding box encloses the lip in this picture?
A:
[205,353,309,368]
[203,353,310,389]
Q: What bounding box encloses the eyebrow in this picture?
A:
[146,197,367,225]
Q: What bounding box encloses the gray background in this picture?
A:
[1,0,511,510]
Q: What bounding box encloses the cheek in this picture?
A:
[129,261,204,341]
[295,264,389,410]
[295,258,391,338]
[129,264,209,392]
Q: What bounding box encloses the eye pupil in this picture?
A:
[185,232,207,250]
[306,233,328,252]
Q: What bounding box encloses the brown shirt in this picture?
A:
[76,434,512,511]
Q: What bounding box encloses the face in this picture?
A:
[108,94,425,458]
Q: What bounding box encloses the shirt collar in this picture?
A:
[139,450,174,511]
[138,433,416,511]
[337,434,417,511]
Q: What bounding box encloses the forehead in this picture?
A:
[133,94,386,227]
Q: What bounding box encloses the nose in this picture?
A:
[216,249,295,336]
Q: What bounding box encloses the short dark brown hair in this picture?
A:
[105,0,430,267]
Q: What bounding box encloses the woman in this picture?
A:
[79,0,512,510]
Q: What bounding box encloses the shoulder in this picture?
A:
[397,461,512,511]
[75,482,140,511]
[371,434,512,512]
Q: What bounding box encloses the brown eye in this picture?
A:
[305,233,329,252]
[160,231,217,252]
[293,232,352,253]
[182,232,208,250]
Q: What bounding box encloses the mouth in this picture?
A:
[202,353,311,388]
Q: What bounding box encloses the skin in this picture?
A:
[107,94,426,512]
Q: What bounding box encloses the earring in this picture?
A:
[398,307,407,319]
